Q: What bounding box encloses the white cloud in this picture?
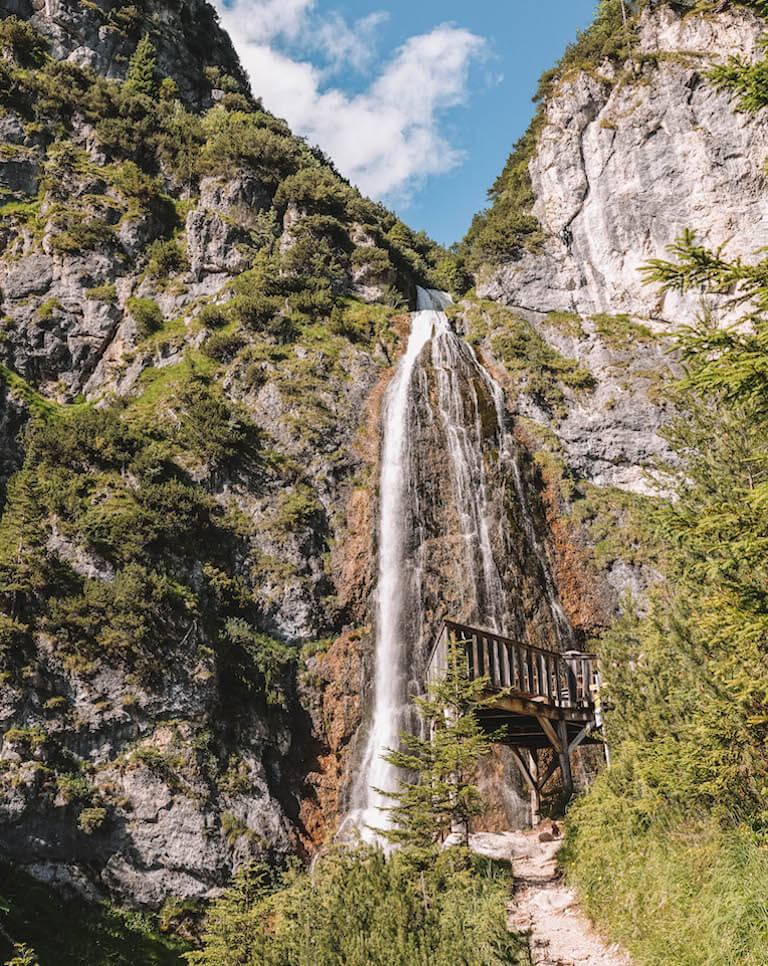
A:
[222,0,314,44]
[214,1,485,202]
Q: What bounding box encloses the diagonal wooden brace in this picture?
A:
[536,714,562,753]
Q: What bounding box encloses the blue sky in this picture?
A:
[214,0,597,246]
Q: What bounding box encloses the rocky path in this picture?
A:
[470,828,631,966]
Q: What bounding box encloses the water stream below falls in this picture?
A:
[345,287,572,839]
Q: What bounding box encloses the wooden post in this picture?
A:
[557,719,574,801]
[527,749,541,827]
[509,747,541,828]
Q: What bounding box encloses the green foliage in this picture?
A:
[48,216,114,254]
[145,238,188,278]
[565,229,768,960]
[196,304,230,329]
[470,301,595,415]
[564,806,768,966]
[34,298,63,323]
[546,310,586,338]
[379,641,501,853]
[124,35,157,98]
[0,405,264,683]
[708,34,768,113]
[198,108,301,182]
[0,858,187,966]
[273,485,321,531]
[127,296,164,339]
[85,282,117,302]
[167,375,263,471]
[187,847,527,966]
[201,328,246,363]
[274,167,351,218]
[77,805,107,833]
[0,364,58,419]
[222,619,293,708]
[0,17,47,68]
[591,312,657,346]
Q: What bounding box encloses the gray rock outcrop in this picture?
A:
[480,6,768,326]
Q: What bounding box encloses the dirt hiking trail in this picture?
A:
[470,826,631,966]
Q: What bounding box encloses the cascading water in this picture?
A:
[346,296,439,836]
[345,287,573,838]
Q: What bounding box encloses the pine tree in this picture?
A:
[125,35,157,97]
[378,639,503,853]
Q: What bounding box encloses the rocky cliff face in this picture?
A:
[21,0,249,107]
[473,4,768,495]
[480,6,768,324]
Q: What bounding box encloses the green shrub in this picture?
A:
[196,304,230,329]
[49,217,114,254]
[198,108,302,182]
[229,293,280,331]
[188,847,528,966]
[169,377,262,471]
[56,774,95,804]
[351,244,392,274]
[35,298,63,322]
[274,167,351,218]
[108,160,163,206]
[221,618,294,708]
[0,17,47,68]
[145,238,188,278]
[274,485,320,531]
[591,312,657,347]
[127,297,163,339]
[201,329,246,363]
[77,806,107,834]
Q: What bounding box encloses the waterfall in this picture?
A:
[345,287,573,839]
[345,293,439,836]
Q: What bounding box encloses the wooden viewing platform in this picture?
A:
[427,619,604,820]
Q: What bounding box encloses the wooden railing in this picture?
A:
[427,619,598,712]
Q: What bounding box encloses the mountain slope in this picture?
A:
[0,0,462,907]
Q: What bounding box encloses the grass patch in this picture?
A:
[0,364,59,418]
[563,801,768,966]
[591,313,658,348]
[546,310,586,339]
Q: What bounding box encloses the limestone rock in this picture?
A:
[480,7,768,327]
[27,0,249,109]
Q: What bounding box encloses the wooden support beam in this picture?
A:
[527,749,540,828]
[536,714,562,753]
[509,747,541,826]
[536,758,560,793]
[568,724,591,755]
[508,746,536,789]
[557,718,574,800]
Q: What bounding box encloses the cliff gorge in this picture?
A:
[1,0,766,934]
